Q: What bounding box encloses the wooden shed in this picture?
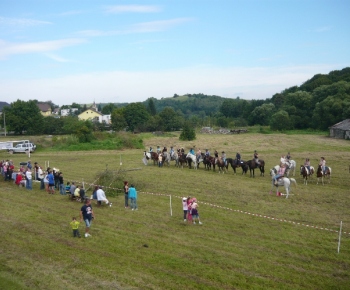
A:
[329,119,350,139]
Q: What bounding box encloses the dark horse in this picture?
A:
[316,164,331,185]
[226,158,248,175]
[177,152,187,169]
[246,159,265,177]
[150,152,159,166]
[300,165,314,185]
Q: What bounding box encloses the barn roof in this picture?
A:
[329,119,350,130]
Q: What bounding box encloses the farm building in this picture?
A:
[329,119,350,139]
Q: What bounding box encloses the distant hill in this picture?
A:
[0,102,10,112]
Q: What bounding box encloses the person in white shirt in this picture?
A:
[25,168,32,190]
[96,186,109,206]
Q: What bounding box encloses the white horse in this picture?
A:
[170,151,179,167]
[162,152,171,167]
[281,159,296,176]
[270,169,297,198]
[186,153,197,169]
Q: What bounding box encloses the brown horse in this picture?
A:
[216,157,227,174]
[246,159,265,177]
[226,158,248,175]
[316,164,331,185]
[150,152,159,166]
[300,165,314,185]
[177,152,187,169]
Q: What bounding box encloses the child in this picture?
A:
[191,198,202,225]
[70,217,81,238]
[187,197,193,223]
[65,182,71,195]
[182,197,188,222]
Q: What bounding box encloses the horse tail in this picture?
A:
[290,178,297,187]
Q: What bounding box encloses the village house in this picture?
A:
[329,119,350,140]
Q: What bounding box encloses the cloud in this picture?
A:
[0,38,86,59]
[0,64,340,106]
[105,5,161,13]
[76,18,193,37]
[0,16,51,26]
[44,53,70,63]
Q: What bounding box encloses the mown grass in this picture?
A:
[0,132,349,289]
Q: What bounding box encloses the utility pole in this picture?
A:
[3,112,6,136]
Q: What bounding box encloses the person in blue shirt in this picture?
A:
[47,170,55,194]
[128,184,138,211]
[205,149,210,157]
[189,148,195,155]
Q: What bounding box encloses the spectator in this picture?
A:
[80,199,95,238]
[124,181,129,208]
[182,197,188,222]
[25,168,32,190]
[191,198,202,225]
[38,166,45,190]
[70,182,76,196]
[96,186,109,206]
[47,170,55,194]
[70,217,81,238]
[129,184,138,211]
[59,172,65,195]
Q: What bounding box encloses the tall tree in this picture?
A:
[179,121,196,141]
[123,103,150,132]
[3,100,44,134]
[147,98,157,116]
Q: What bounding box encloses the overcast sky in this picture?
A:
[0,0,349,106]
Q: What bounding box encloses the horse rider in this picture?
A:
[205,149,210,157]
[221,151,226,165]
[254,150,259,165]
[189,148,195,155]
[214,150,219,163]
[156,146,161,154]
[162,146,167,153]
[304,158,311,173]
[285,152,291,168]
[181,147,185,154]
[149,146,153,153]
[170,146,175,158]
[273,164,286,185]
[196,148,201,162]
[236,152,241,164]
[319,157,326,174]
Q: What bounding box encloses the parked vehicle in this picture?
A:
[8,143,36,154]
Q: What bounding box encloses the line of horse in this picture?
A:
[143,151,266,177]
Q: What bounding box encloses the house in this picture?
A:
[61,108,79,117]
[37,103,52,116]
[329,119,350,140]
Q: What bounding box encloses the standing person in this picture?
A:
[47,170,55,194]
[80,199,95,238]
[96,186,109,206]
[182,197,188,222]
[70,217,81,238]
[158,153,163,167]
[187,197,193,223]
[38,166,45,190]
[27,160,32,170]
[44,170,49,192]
[70,182,76,197]
[319,157,326,174]
[59,172,65,195]
[129,184,138,211]
[124,181,129,208]
[34,162,39,180]
[191,198,202,225]
[25,168,32,190]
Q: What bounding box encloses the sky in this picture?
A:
[0,0,349,106]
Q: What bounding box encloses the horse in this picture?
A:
[202,155,213,170]
[161,152,171,167]
[316,164,331,185]
[196,153,205,169]
[177,152,187,169]
[270,169,297,198]
[246,159,265,177]
[300,165,314,185]
[170,151,179,167]
[283,160,296,177]
[226,158,247,174]
[215,157,227,174]
[186,153,197,169]
[143,151,158,166]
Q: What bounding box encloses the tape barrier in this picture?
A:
[70,178,349,236]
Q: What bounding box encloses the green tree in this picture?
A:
[3,100,44,134]
[179,121,196,141]
[42,116,64,134]
[101,103,116,114]
[270,110,292,131]
[147,98,157,116]
[249,103,275,126]
[158,107,183,131]
[123,103,150,132]
[111,109,127,131]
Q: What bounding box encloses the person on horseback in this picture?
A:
[196,148,201,162]
[205,149,210,157]
[156,146,161,154]
[214,150,219,163]
[236,152,241,164]
[170,146,174,157]
[273,164,286,185]
[254,150,259,165]
[319,157,326,174]
[162,146,167,153]
[149,146,153,153]
[221,151,226,165]
[189,148,195,155]
[181,147,185,154]
[304,158,311,173]
[286,152,291,161]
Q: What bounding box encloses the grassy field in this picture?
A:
[0,132,349,290]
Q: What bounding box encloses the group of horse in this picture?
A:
[269,161,332,198]
[143,150,266,177]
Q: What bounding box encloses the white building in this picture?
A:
[61,108,78,116]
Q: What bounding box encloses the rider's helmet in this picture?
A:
[150,147,152,150]
[222,151,225,153]
[171,146,173,149]
[254,150,257,153]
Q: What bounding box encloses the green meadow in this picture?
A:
[0,132,349,290]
